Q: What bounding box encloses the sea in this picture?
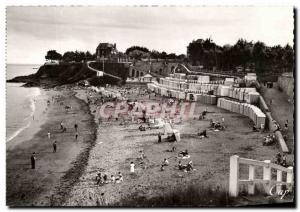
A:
[6,64,42,142]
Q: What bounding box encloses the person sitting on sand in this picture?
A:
[162,158,169,166]
[179,149,189,157]
[186,161,194,171]
[111,175,116,183]
[96,172,103,185]
[201,110,207,119]
[198,130,208,138]
[139,125,146,131]
[178,161,184,170]
[281,154,287,167]
[167,133,176,142]
[103,174,108,183]
[273,123,281,132]
[214,122,221,129]
[116,172,123,183]
[275,152,282,165]
[210,120,215,128]
[139,150,145,159]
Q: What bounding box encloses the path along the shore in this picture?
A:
[261,83,294,154]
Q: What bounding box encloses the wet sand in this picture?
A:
[6,88,97,206]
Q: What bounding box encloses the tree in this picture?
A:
[150,50,161,61]
[232,39,253,70]
[62,51,76,62]
[125,46,149,55]
[45,50,62,62]
[85,51,94,61]
[160,51,167,60]
[252,41,267,73]
[128,49,149,60]
[167,53,176,59]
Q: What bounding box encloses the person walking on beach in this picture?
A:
[130,162,135,173]
[31,152,36,169]
[158,132,162,143]
[74,123,78,132]
[284,120,288,131]
[47,131,51,140]
[53,141,57,153]
[75,132,79,140]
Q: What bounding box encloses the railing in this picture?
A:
[229,155,293,197]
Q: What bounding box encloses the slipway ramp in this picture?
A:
[87,61,122,82]
[177,64,239,79]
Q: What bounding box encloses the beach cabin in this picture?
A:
[96,71,104,77]
[141,74,153,83]
[245,73,257,82]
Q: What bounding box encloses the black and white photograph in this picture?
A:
[5,5,295,207]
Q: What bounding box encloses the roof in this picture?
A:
[143,74,153,78]
[96,43,115,50]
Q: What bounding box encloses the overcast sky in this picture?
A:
[7,6,294,64]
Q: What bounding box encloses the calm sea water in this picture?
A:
[6,64,42,142]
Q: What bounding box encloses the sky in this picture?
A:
[6,6,294,64]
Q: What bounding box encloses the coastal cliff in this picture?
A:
[7,62,129,87]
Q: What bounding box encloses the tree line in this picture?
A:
[187,38,293,73]
[45,50,96,63]
[45,38,293,74]
[124,46,186,61]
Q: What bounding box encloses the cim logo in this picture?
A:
[269,184,293,200]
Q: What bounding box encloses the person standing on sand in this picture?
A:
[74,123,78,132]
[130,162,135,173]
[53,141,57,153]
[47,131,51,140]
[31,152,36,169]
[75,132,79,140]
[60,122,64,130]
[284,120,288,131]
[158,132,162,143]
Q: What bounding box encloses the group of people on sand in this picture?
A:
[96,171,123,185]
[159,149,194,172]
[275,152,288,167]
[263,133,276,146]
[30,97,80,169]
[94,161,137,186]
[210,119,225,131]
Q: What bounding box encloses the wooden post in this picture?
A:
[263,160,271,193]
[229,155,239,197]
[276,170,282,193]
[248,165,255,195]
[287,166,294,191]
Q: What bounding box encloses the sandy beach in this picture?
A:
[64,86,293,206]
[6,84,294,207]
[6,87,97,206]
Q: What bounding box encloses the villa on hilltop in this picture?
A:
[96,43,118,60]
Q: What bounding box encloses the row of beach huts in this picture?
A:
[147,72,266,129]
